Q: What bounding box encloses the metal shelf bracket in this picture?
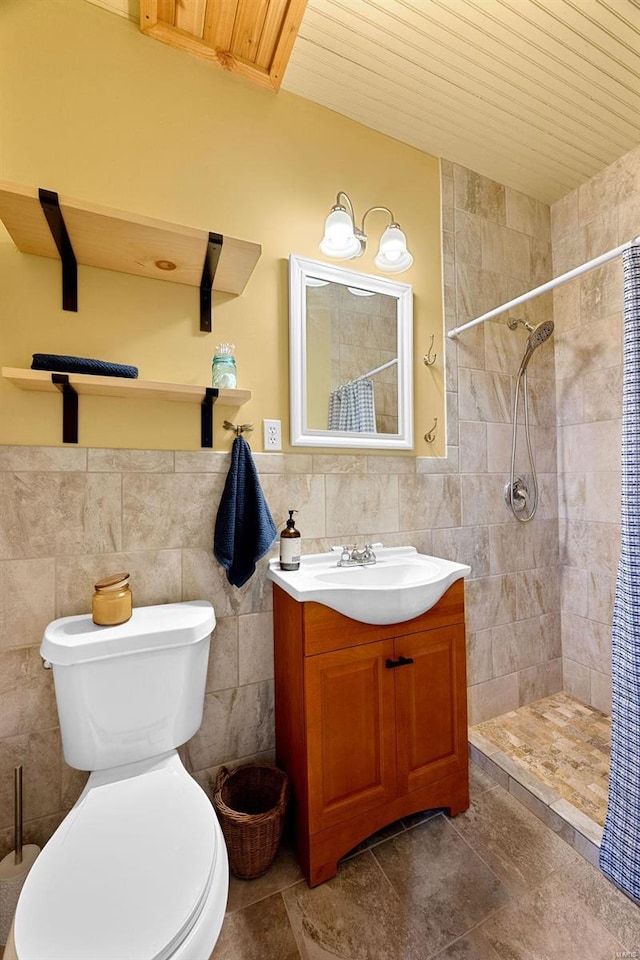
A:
[39,189,78,312]
[200,232,223,333]
[201,387,219,447]
[52,374,78,443]
[41,376,223,447]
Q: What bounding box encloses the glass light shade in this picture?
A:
[320,207,361,259]
[374,224,413,273]
[347,286,376,297]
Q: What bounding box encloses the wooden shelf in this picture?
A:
[0,181,262,329]
[3,367,251,405]
[2,367,251,446]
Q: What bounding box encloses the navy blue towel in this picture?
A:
[31,354,139,378]
[214,436,278,588]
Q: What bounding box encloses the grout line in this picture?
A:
[423,853,590,960]
[225,872,306,917]
[278,888,310,960]
[424,894,510,960]
[444,800,514,896]
[366,845,410,909]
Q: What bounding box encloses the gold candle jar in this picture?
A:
[92,572,132,626]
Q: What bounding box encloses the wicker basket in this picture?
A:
[213,763,289,880]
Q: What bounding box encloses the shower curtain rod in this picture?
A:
[353,357,398,381]
[447,234,640,339]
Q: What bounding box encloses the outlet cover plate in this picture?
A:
[263,419,282,451]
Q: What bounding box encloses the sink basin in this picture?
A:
[266,546,471,625]
[313,559,441,588]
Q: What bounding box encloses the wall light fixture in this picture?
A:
[319,190,413,274]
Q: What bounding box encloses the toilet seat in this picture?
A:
[14,753,222,960]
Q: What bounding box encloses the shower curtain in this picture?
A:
[600,245,640,901]
[328,378,376,432]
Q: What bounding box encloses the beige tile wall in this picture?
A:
[0,161,564,858]
[550,144,640,715]
[0,444,435,856]
[441,160,562,727]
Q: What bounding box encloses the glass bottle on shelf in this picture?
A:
[212,343,237,389]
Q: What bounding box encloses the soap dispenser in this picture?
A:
[280,510,300,571]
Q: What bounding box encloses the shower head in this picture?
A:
[518,320,554,374]
[527,319,554,350]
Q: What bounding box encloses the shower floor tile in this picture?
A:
[471,692,610,827]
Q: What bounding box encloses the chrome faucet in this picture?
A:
[336,544,379,567]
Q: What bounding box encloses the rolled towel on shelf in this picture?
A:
[214,436,278,588]
[31,354,139,379]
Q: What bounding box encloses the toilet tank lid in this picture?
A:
[41,601,215,666]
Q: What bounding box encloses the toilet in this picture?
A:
[7,600,228,960]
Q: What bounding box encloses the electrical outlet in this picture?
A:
[263,419,282,451]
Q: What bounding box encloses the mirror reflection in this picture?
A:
[306,282,398,434]
[289,256,413,450]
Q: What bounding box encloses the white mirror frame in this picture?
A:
[289,255,414,450]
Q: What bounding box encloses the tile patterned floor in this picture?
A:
[211,763,640,960]
[473,693,611,826]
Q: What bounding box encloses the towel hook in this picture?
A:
[223,420,254,438]
[423,334,437,367]
[424,418,438,443]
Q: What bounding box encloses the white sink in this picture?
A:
[266,546,471,625]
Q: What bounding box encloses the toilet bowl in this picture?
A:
[9,601,228,960]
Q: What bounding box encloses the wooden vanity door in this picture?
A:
[305,639,397,834]
[394,624,468,795]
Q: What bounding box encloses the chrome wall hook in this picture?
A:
[423,334,437,366]
[424,418,438,443]
[223,420,254,438]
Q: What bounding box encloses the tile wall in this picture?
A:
[0,162,564,856]
[441,160,561,725]
[550,144,640,714]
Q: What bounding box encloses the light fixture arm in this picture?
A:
[359,205,396,241]
[334,191,356,220]
[321,191,412,273]
[332,194,397,247]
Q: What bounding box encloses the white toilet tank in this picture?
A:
[41,601,215,771]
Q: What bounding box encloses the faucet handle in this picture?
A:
[362,543,383,561]
[364,542,383,553]
[331,545,353,563]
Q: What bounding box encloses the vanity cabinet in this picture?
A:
[273,580,469,886]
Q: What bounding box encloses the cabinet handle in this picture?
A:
[385,655,414,669]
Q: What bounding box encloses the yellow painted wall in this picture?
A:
[0,0,444,453]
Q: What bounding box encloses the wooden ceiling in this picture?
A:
[88,0,640,203]
[139,0,308,89]
[281,0,640,203]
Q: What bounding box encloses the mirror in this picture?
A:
[289,256,413,449]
